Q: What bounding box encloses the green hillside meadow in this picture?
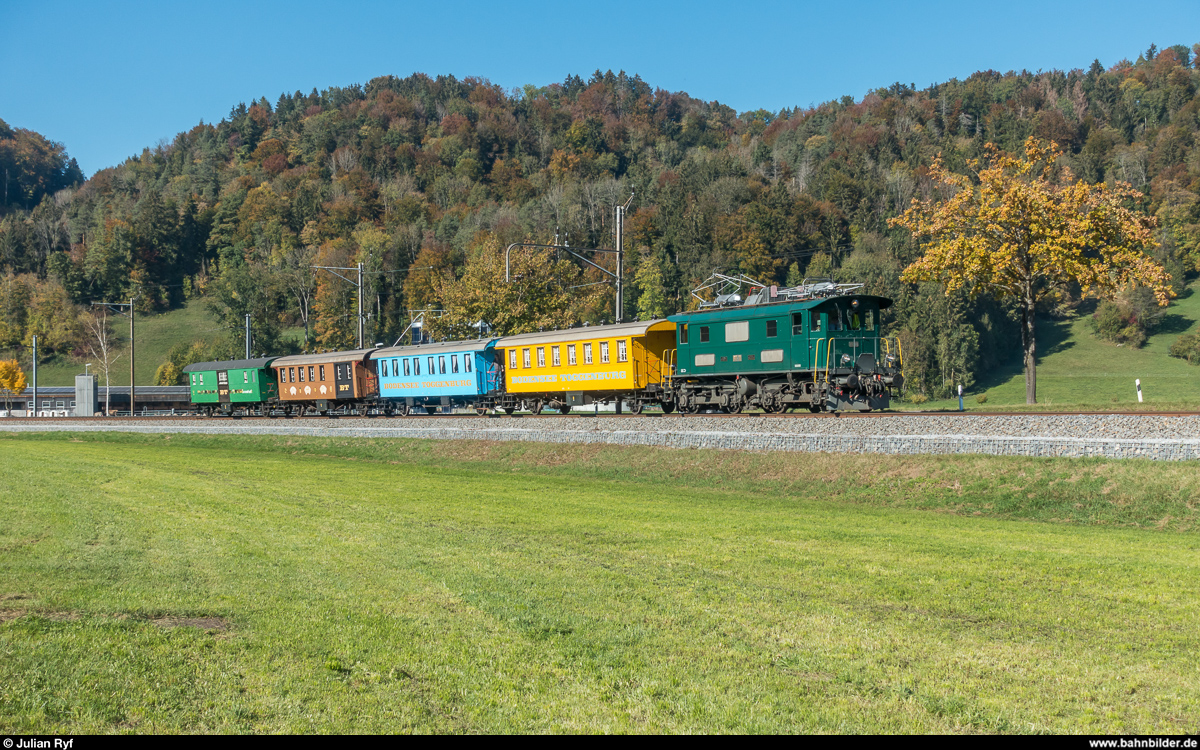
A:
[1,432,1198,733]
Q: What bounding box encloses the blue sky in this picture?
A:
[3,0,1198,176]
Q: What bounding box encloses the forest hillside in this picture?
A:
[3,43,1200,396]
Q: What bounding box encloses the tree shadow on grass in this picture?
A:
[1154,313,1196,336]
[972,314,1075,393]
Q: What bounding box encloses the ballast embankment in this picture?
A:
[8,414,1200,461]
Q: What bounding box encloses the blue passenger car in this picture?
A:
[370,339,501,415]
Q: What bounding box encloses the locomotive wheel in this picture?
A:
[475,406,489,416]
[396,403,410,417]
[629,400,644,415]
[529,400,543,415]
[559,404,571,414]
[660,401,676,414]
[504,406,515,415]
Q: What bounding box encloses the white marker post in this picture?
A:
[958,383,964,412]
[1136,379,1143,403]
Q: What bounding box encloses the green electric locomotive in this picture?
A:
[667,280,903,413]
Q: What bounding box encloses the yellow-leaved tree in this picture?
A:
[426,234,608,340]
[0,359,27,414]
[889,138,1172,404]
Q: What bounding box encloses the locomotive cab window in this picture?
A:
[699,326,710,343]
[865,310,875,330]
[828,309,842,332]
[849,309,862,330]
[793,313,804,335]
[679,324,688,344]
[766,320,778,338]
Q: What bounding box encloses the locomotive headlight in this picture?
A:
[886,354,897,365]
[840,354,852,366]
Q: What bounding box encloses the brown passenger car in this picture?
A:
[271,349,378,415]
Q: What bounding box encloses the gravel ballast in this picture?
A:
[7,413,1200,461]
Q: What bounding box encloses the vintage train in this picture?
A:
[182,281,904,416]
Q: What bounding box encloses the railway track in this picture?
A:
[5,409,1200,425]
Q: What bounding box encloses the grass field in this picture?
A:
[2,432,1198,733]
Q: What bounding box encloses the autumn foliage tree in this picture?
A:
[427,234,606,340]
[891,138,1173,404]
[0,358,26,413]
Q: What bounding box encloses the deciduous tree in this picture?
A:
[890,138,1172,404]
[0,358,26,414]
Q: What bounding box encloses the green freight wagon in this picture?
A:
[182,357,280,416]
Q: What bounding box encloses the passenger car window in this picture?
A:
[600,341,610,363]
[451,355,459,374]
[700,326,710,343]
[403,359,411,376]
[537,347,545,367]
[568,345,577,365]
[584,343,593,364]
[767,320,778,338]
[617,340,627,362]
[509,349,517,369]
[320,365,326,380]
[552,345,560,366]
[438,356,446,374]
[523,348,531,368]
[464,355,472,373]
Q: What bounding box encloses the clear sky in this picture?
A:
[3,0,1198,177]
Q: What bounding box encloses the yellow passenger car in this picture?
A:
[493,320,677,414]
